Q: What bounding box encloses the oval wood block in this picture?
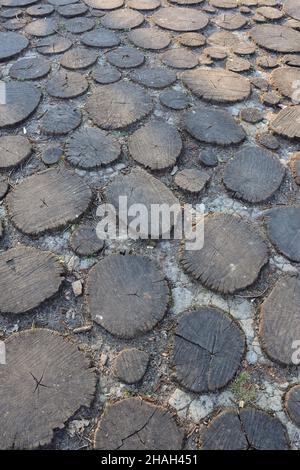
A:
[94,397,183,450]
[223,145,285,203]
[265,206,300,262]
[250,24,300,53]
[270,67,300,100]
[6,168,92,236]
[182,213,268,294]
[86,254,169,338]
[0,32,29,61]
[0,328,96,449]
[0,245,63,314]
[285,385,300,427]
[181,68,251,103]
[201,408,289,450]
[85,82,153,130]
[112,348,149,384]
[172,307,245,392]
[260,274,300,365]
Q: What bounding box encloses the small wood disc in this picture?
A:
[85,82,153,129]
[260,275,300,365]
[214,13,247,30]
[81,28,120,48]
[36,35,73,55]
[0,32,29,61]
[83,0,124,8]
[27,4,55,15]
[130,67,176,88]
[65,17,95,34]
[106,46,145,68]
[152,7,209,32]
[101,8,144,29]
[161,48,198,69]
[284,0,300,21]
[94,398,183,450]
[202,408,289,450]
[6,168,92,235]
[9,57,50,80]
[265,206,300,262]
[60,47,98,70]
[0,135,32,170]
[250,24,300,52]
[183,107,245,146]
[65,127,121,169]
[41,105,82,135]
[86,254,169,338]
[270,106,300,140]
[46,71,89,99]
[105,166,178,238]
[0,328,96,449]
[24,18,57,37]
[0,245,63,314]
[223,145,285,203]
[173,307,245,392]
[91,64,121,84]
[181,68,251,103]
[128,28,170,50]
[285,385,300,427]
[128,121,182,170]
[57,3,88,16]
[112,348,149,384]
[70,224,104,256]
[160,90,190,109]
[127,0,160,9]
[174,168,210,193]
[182,213,268,294]
[0,82,41,128]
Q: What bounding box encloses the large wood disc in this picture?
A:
[152,7,209,32]
[0,135,32,170]
[25,18,57,37]
[260,275,300,365]
[106,46,145,68]
[36,36,73,55]
[65,127,121,169]
[101,9,144,29]
[83,0,124,8]
[172,307,245,392]
[270,106,300,140]
[182,213,268,294]
[105,166,179,237]
[181,68,250,103]
[183,107,245,146]
[0,32,28,61]
[202,408,289,450]
[128,121,182,170]
[270,67,300,100]
[85,82,153,130]
[223,145,285,203]
[94,398,183,450]
[284,385,300,427]
[60,47,98,70]
[0,328,96,449]
[250,25,300,53]
[0,246,63,314]
[81,28,120,48]
[130,67,176,88]
[6,168,92,236]
[265,206,300,262]
[87,254,169,338]
[0,82,41,128]
[9,57,51,81]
